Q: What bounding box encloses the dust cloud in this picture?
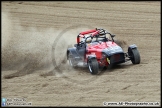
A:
[2,12,59,73]
[1,12,92,78]
[2,12,127,78]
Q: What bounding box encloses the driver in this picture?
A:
[99,33,109,42]
[81,35,92,43]
[81,35,92,47]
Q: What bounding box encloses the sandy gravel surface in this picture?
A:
[1,1,160,106]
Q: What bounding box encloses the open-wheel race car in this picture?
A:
[67,28,140,75]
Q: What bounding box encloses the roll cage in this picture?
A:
[76,28,116,46]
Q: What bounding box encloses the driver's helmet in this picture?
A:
[99,33,106,37]
[82,35,92,43]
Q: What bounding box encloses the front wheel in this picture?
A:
[128,48,140,64]
[88,58,99,75]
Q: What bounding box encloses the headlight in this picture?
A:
[107,58,110,64]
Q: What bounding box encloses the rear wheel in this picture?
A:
[88,58,99,75]
[128,48,140,64]
[68,53,77,67]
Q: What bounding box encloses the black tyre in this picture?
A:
[88,58,99,75]
[129,48,140,64]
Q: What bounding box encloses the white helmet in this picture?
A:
[82,35,92,43]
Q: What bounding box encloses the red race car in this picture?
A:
[67,28,140,75]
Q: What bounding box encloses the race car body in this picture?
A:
[67,28,140,75]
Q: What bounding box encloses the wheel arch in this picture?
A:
[87,55,97,63]
[128,44,137,52]
[67,47,78,60]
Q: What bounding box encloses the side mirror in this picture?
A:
[110,34,115,42]
[111,34,115,38]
